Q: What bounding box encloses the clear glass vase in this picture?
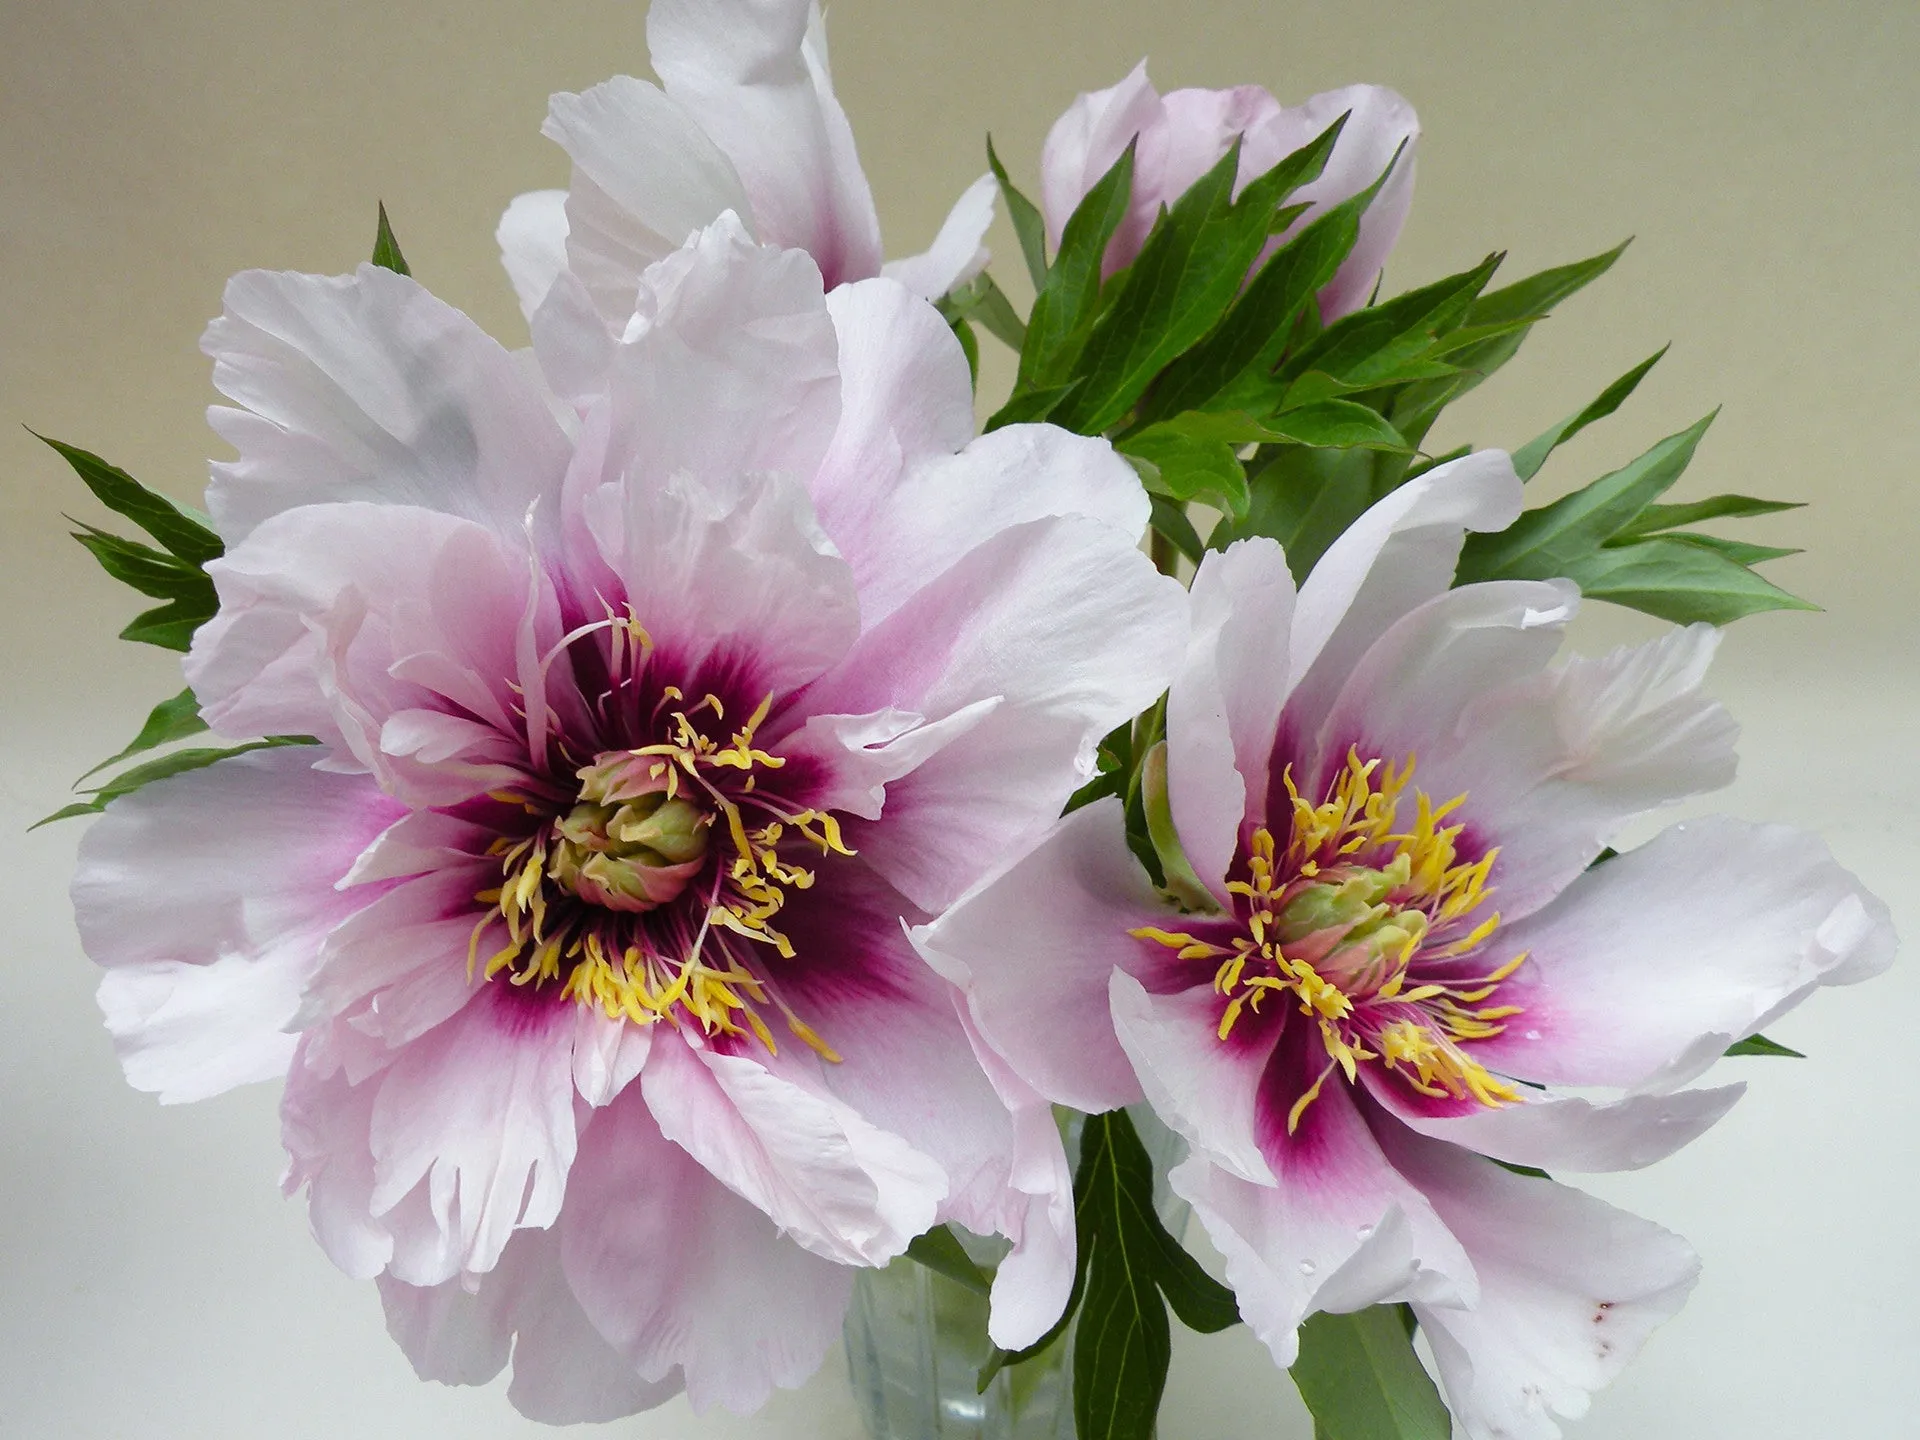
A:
[843,1108,1189,1440]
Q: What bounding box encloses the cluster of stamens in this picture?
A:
[1133,750,1527,1132]
[466,613,850,1061]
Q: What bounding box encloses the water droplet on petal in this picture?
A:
[1299,1260,1317,1276]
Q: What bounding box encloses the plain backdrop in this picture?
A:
[2,1,1916,1436]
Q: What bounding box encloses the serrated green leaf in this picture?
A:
[1291,1307,1450,1440]
[985,379,1082,432]
[1512,346,1669,481]
[1119,426,1249,518]
[1277,252,1504,396]
[1263,400,1409,452]
[33,736,320,828]
[1726,1033,1805,1058]
[1017,142,1135,394]
[988,136,1050,292]
[372,201,411,276]
[77,688,208,782]
[1614,492,1804,536]
[35,433,223,565]
[71,524,217,601]
[1470,238,1632,329]
[1052,120,1350,435]
[1559,534,1817,624]
[906,1225,994,1296]
[1456,413,1717,584]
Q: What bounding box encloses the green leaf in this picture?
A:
[1726,1033,1805,1059]
[906,1225,994,1296]
[1147,495,1206,565]
[70,523,216,601]
[1642,532,1799,567]
[1559,534,1817,624]
[1491,1159,1553,1180]
[1053,120,1350,435]
[1456,413,1718,584]
[1064,721,1134,816]
[985,379,1082,432]
[1512,345,1669,480]
[988,136,1050,292]
[951,316,981,387]
[35,433,223,565]
[1291,1307,1450,1440]
[120,598,216,652]
[1277,252,1504,398]
[77,688,208,782]
[1614,492,1804,537]
[371,201,411,276]
[1470,239,1631,329]
[33,736,320,828]
[1226,443,1380,581]
[1119,426,1250,518]
[1262,400,1409,452]
[940,270,1027,351]
[1017,142,1136,394]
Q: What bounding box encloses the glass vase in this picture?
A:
[843,1108,1189,1440]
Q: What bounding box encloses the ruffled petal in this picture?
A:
[366,986,580,1283]
[201,264,572,544]
[916,799,1163,1113]
[797,514,1184,912]
[640,1029,945,1268]
[71,749,401,1103]
[648,0,883,287]
[1167,538,1296,899]
[495,188,572,319]
[541,74,753,326]
[378,1225,683,1423]
[560,1081,854,1412]
[1477,816,1896,1092]
[881,172,997,300]
[1376,1122,1699,1440]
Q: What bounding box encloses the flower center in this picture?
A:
[1132,750,1527,1132]
[468,648,850,1061]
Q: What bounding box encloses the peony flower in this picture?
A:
[1040,63,1418,316]
[918,453,1895,1440]
[498,0,999,328]
[70,216,1187,1419]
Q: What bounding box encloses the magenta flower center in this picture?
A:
[1134,750,1528,1130]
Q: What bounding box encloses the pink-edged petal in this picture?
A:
[1477,815,1897,1092]
[496,188,572,319]
[187,502,543,802]
[1366,1068,1747,1174]
[71,749,401,1103]
[1174,1042,1472,1368]
[1284,449,1524,740]
[201,265,572,544]
[848,422,1154,635]
[1167,538,1296,898]
[1110,970,1273,1185]
[541,75,753,326]
[949,1003,1075,1349]
[366,986,580,1283]
[809,277,976,573]
[1157,85,1285,202]
[562,1080,854,1412]
[1386,623,1738,921]
[777,701,1001,822]
[797,514,1184,912]
[1039,61,1168,273]
[378,1225,682,1423]
[648,0,883,288]
[881,172,998,300]
[915,798,1162,1114]
[640,1028,945,1268]
[1248,85,1419,321]
[570,1006,653,1109]
[1376,1121,1699,1440]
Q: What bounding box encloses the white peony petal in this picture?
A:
[201,265,572,544]
[495,188,572,320]
[881,172,998,300]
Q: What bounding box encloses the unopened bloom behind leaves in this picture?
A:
[70,216,1186,1420]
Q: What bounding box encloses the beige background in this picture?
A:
[3,1,1916,1435]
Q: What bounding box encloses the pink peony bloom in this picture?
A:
[70,216,1187,1420]
[1040,63,1419,317]
[498,0,998,326]
[919,453,1895,1440]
